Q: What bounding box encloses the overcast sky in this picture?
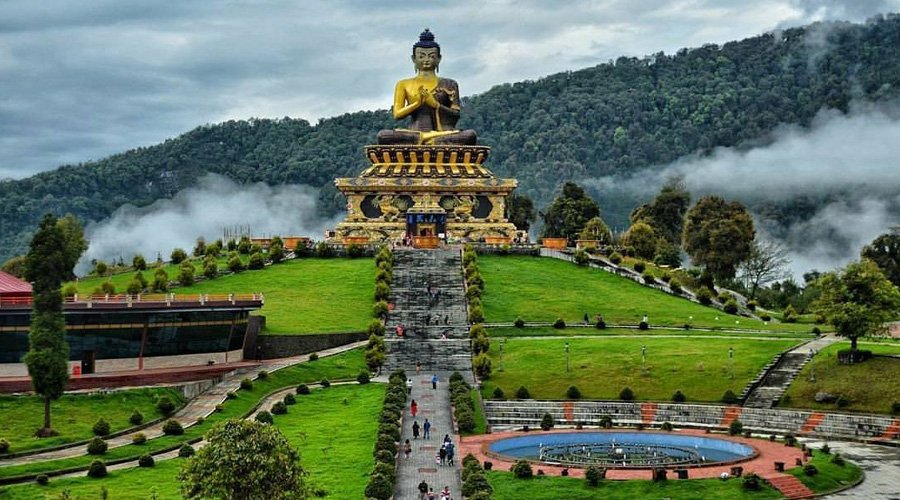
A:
[1,0,898,179]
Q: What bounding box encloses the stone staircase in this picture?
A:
[383,247,472,372]
[743,352,811,408]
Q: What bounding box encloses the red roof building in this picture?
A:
[0,271,31,303]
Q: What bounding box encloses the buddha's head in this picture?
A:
[412,28,441,72]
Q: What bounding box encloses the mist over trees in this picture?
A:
[1,16,900,262]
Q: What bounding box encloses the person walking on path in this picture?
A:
[412,420,420,439]
[411,399,418,417]
[407,378,413,394]
[418,480,429,499]
[416,360,421,374]
[431,373,438,389]
[445,441,455,466]
[404,439,412,459]
[443,434,451,445]
[423,418,431,439]
[440,485,451,499]
[438,444,447,465]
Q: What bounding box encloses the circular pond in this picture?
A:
[488,432,756,469]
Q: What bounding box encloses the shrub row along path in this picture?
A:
[0,342,365,468]
[393,371,462,500]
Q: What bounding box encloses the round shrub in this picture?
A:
[599,415,613,429]
[214,404,223,413]
[669,279,682,294]
[633,261,646,273]
[364,473,393,500]
[661,272,672,283]
[760,313,772,321]
[552,318,566,329]
[86,437,107,455]
[729,419,743,436]
[271,401,287,415]
[672,390,686,403]
[92,418,110,436]
[132,433,147,445]
[357,371,371,384]
[162,419,184,435]
[283,393,296,405]
[831,453,845,466]
[226,391,237,400]
[585,465,604,486]
[566,386,581,399]
[374,449,394,465]
[367,320,386,337]
[87,460,107,478]
[695,287,713,305]
[803,464,818,476]
[0,438,9,454]
[892,402,900,415]
[511,459,533,479]
[514,317,525,328]
[540,413,555,431]
[820,443,831,455]
[320,379,331,388]
[240,378,254,391]
[156,396,176,416]
[457,407,476,433]
[129,410,144,426]
[379,423,401,443]
[257,370,269,380]
[308,352,319,361]
[660,422,674,431]
[609,252,623,265]
[742,473,761,491]
[255,411,273,424]
[375,434,397,456]
[574,249,589,266]
[138,454,155,467]
[468,305,485,323]
[723,298,739,314]
[746,300,757,311]
[515,386,531,399]
[619,387,635,401]
[722,390,738,404]
[35,474,49,485]
[373,300,389,318]
[473,352,492,380]
[642,270,655,284]
[296,384,311,395]
[492,387,505,399]
[178,444,195,458]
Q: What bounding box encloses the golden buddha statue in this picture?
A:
[377,29,477,145]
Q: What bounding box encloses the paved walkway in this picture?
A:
[0,341,365,468]
[394,372,461,500]
[800,437,900,499]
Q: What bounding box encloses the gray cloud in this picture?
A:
[78,174,334,273]
[584,100,900,277]
[2,0,898,178]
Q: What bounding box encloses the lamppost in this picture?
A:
[641,344,647,370]
[499,338,505,372]
[728,347,734,380]
[808,348,816,382]
[565,342,570,373]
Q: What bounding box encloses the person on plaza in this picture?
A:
[431,373,438,389]
[412,420,420,439]
[407,377,413,394]
[426,487,437,500]
[418,480,429,499]
[416,360,422,374]
[443,433,451,445]
[583,312,589,325]
[404,439,412,459]
[438,443,447,465]
[411,399,418,417]
[440,485,451,499]
[423,418,431,439]
[445,440,455,465]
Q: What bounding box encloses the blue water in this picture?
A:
[489,432,754,464]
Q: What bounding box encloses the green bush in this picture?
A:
[357,370,371,384]
[457,406,476,433]
[760,313,772,321]
[375,281,391,301]
[178,444,195,458]
[35,474,49,486]
[511,459,533,479]
[574,249,589,266]
[729,419,743,436]
[138,454,155,468]
[367,320,386,337]
[86,437,107,455]
[566,386,582,399]
[255,411,273,424]
[468,323,487,339]
[472,333,490,355]
[257,370,269,380]
[619,387,635,401]
[308,352,319,361]
[178,261,195,285]
[695,287,713,305]
[609,252,623,265]
[585,465,605,486]
[803,464,819,476]
[642,270,655,284]
[296,384,310,395]
[320,378,331,388]
[87,460,107,478]
[540,413,555,431]
[669,279,682,294]
[820,443,830,455]
[468,305,485,323]
[892,402,900,415]
[723,298,739,314]
[492,387,505,399]
[660,421,674,431]
[364,473,393,500]
[473,353,492,380]
[515,386,531,399]
[129,409,144,426]
[742,473,761,491]
[553,318,566,329]
[92,418,110,436]
[722,390,738,404]
[162,419,184,435]
[514,317,525,328]
[375,449,394,465]
[240,378,253,390]
[746,300,757,311]
[132,433,146,445]
[271,401,287,415]
[672,390,686,402]
[782,304,799,323]
[156,396,176,416]
[633,261,646,273]
[373,300,389,318]
[831,453,845,466]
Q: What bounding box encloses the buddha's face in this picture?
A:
[412,47,440,71]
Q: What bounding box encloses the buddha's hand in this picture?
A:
[419,87,440,109]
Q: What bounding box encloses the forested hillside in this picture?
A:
[2,15,899,261]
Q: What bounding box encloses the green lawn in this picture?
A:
[782,341,900,414]
[0,384,385,500]
[788,449,863,494]
[272,384,384,499]
[479,256,820,334]
[176,258,374,334]
[490,326,811,340]
[0,348,366,480]
[482,337,800,402]
[486,470,781,499]
[0,388,183,455]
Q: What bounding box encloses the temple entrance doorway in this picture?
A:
[407,212,445,249]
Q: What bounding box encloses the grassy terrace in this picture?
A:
[0,388,183,455]
[0,384,384,499]
[788,449,863,494]
[782,340,900,414]
[486,471,782,499]
[479,255,820,334]
[489,326,811,340]
[481,337,800,402]
[0,349,366,480]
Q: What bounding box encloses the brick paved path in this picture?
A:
[394,371,461,500]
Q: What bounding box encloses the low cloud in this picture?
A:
[585,100,900,278]
[78,174,334,273]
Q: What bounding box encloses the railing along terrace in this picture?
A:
[1,293,264,308]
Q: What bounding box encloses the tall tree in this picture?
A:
[579,216,613,243]
[622,221,659,260]
[630,175,691,247]
[23,214,71,436]
[55,214,87,279]
[683,196,755,285]
[540,182,600,243]
[507,193,536,232]
[814,259,900,357]
[738,239,791,299]
[180,419,308,499]
[861,228,900,287]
